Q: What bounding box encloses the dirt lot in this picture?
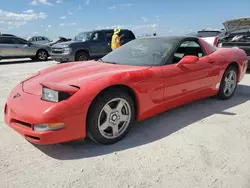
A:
[0,59,250,188]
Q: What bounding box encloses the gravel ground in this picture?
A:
[0,59,250,188]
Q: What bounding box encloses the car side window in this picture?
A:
[39,37,46,41]
[120,30,135,39]
[120,30,136,44]
[12,38,28,45]
[0,37,14,44]
[105,32,113,43]
[91,32,105,41]
[172,40,204,64]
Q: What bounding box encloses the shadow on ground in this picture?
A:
[0,58,52,65]
[34,84,250,160]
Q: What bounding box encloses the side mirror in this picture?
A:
[177,55,198,67]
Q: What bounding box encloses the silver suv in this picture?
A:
[0,35,51,61]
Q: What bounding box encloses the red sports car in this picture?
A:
[4,36,248,145]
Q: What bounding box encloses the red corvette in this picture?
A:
[4,36,248,145]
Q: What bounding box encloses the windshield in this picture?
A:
[101,38,179,66]
[74,31,92,41]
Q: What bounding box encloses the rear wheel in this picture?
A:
[217,65,238,100]
[87,89,135,145]
[36,50,48,61]
[75,51,89,61]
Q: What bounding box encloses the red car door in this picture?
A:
[162,40,218,102]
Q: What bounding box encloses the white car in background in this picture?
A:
[194,29,224,46]
[28,36,52,44]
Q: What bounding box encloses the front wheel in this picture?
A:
[217,65,238,100]
[36,50,48,61]
[87,89,135,145]
[75,51,89,61]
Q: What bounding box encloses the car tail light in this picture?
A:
[213,37,219,46]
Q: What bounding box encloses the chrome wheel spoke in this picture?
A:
[116,100,124,112]
[112,125,119,137]
[119,114,129,122]
[103,104,112,115]
[224,85,228,93]
[100,120,112,131]
[229,72,234,80]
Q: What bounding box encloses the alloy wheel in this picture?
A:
[78,55,87,61]
[38,51,47,60]
[98,98,131,139]
[223,70,237,97]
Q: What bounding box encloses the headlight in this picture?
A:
[41,87,70,102]
[42,87,59,102]
[34,123,65,132]
[63,47,71,54]
[61,45,69,48]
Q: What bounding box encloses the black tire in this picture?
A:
[87,88,136,145]
[217,65,238,100]
[36,50,48,61]
[75,51,89,61]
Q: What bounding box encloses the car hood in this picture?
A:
[22,61,150,96]
[223,17,250,33]
[52,40,85,47]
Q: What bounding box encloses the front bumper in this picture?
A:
[50,53,75,63]
[4,84,88,145]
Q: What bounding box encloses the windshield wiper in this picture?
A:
[98,59,117,64]
[98,58,106,63]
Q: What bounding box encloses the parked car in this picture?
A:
[0,33,17,37]
[194,29,224,46]
[50,29,136,63]
[28,36,51,44]
[0,35,51,61]
[4,36,248,145]
[217,17,250,68]
[48,36,72,46]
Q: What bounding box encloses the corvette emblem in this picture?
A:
[13,93,21,98]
